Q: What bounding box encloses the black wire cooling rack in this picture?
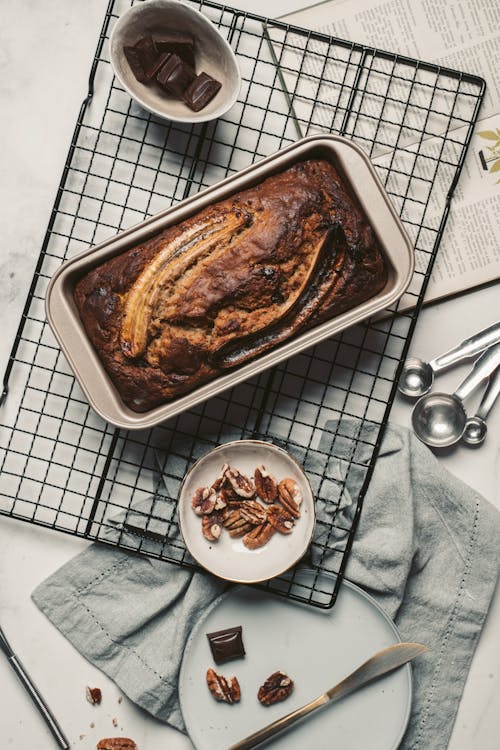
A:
[0,0,484,608]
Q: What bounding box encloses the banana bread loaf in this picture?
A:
[74,159,388,412]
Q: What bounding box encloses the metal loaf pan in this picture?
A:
[45,135,414,430]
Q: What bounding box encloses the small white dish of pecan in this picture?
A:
[177,440,315,583]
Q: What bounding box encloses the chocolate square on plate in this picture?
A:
[183,71,222,112]
[206,625,245,664]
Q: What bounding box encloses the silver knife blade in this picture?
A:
[227,642,427,750]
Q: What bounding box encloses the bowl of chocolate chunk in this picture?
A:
[177,440,316,583]
[109,0,241,122]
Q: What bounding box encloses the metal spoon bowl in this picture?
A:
[412,392,467,447]
[398,321,500,399]
[398,357,435,398]
[411,343,500,448]
[463,416,487,445]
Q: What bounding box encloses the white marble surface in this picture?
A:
[0,1,499,749]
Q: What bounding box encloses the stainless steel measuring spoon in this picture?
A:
[463,367,500,445]
[411,342,500,448]
[398,320,500,398]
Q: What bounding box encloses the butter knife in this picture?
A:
[227,641,427,750]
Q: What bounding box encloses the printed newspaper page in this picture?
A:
[280,0,500,304]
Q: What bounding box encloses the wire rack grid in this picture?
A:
[0,0,484,608]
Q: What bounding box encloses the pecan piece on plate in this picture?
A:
[191,487,217,515]
[257,671,294,706]
[201,514,223,541]
[86,686,102,705]
[226,467,255,498]
[242,521,275,550]
[266,504,295,534]
[206,667,241,704]
[223,509,253,538]
[254,465,278,503]
[220,485,243,507]
[97,739,137,750]
[278,478,302,518]
[239,499,267,525]
[211,463,230,492]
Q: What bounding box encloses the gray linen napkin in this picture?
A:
[32,423,500,749]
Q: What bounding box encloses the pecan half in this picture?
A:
[242,521,275,550]
[266,504,295,534]
[213,493,227,511]
[226,467,255,498]
[191,487,217,515]
[220,485,243,507]
[211,463,230,492]
[206,667,241,704]
[254,465,278,503]
[278,478,302,518]
[86,686,102,705]
[257,671,294,706]
[97,740,137,750]
[223,509,253,538]
[239,499,267,525]
[202,514,223,541]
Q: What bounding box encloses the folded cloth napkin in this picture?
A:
[32,423,500,749]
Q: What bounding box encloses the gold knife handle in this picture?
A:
[226,694,328,750]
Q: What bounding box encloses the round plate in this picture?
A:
[179,576,412,750]
[178,440,316,583]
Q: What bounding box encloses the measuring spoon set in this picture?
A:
[398,321,500,448]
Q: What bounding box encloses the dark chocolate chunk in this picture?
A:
[156,53,196,98]
[146,51,172,80]
[133,35,161,79]
[123,45,149,84]
[206,626,245,664]
[154,32,195,68]
[183,71,222,112]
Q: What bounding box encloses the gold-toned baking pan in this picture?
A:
[45,134,414,429]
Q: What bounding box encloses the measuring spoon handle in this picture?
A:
[454,343,500,402]
[476,367,500,420]
[430,321,500,373]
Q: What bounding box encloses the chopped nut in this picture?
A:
[223,509,253,537]
[86,686,102,705]
[266,504,295,534]
[239,499,267,525]
[278,478,302,518]
[214,493,227,510]
[191,486,217,515]
[258,671,294,705]
[96,740,137,750]
[254,465,278,503]
[226,467,255,498]
[220,485,243,507]
[202,514,223,541]
[211,463,230,492]
[206,667,241,704]
[242,521,275,550]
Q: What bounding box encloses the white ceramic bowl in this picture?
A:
[178,440,316,583]
[109,0,241,123]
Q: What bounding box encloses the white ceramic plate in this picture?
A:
[177,440,315,583]
[179,577,412,750]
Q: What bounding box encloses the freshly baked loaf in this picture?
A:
[74,159,387,412]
